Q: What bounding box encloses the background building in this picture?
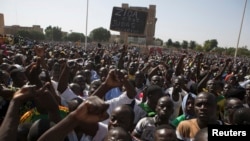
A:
[0,13,44,35]
[0,13,4,35]
[120,3,157,45]
[4,25,43,35]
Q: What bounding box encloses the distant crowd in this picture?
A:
[0,34,250,141]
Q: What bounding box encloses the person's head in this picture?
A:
[10,68,28,87]
[13,53,25,66]
[193,127,208,141]
[223,83,232,95]
[155,96,174,121]
[108,104,134,132]
[0,69,10,86]
[150,75,163,87]
[189,83,198,95]
[233,107,250,125]
[89,79,102,95]
[224,97,244,125]
[134,71,146,88]
[228,75,238,86]
[99,67,108,82]
[75,70,85,77]
[245,83,250,104]
[145,85,164,110]
[154,124,177,141]
[246,83,250,95]
[0,62,11,71]
[105,127,132,141]
[27,119,55,141]
[224,87,245,101]
[195,92,217,124]
[83,69,91,84]
[206,79,216,94]
[72,74,86,91]
[182,93,196,119]
[184,67,191,79]
[67,97,84,112]
[128,62,138,75]
[85,61,94,70]
[149,59,157,68]
[172,77,182,92]
[69,83,83,96]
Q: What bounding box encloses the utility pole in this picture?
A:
[234,0,248,63]
[85,0,89,52]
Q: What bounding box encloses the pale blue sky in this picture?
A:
[1,0,249,48]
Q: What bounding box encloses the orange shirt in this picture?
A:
[176,119,200,141]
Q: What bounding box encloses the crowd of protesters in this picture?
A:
[0,34,250,141]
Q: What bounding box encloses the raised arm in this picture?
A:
[214,58,231,81]
[0,86,34,141]
[38,96,109,141]
[57,59,70,94]
[117,45,128,69]
[174,54,186,76]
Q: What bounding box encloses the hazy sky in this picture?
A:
[1,0,249,48]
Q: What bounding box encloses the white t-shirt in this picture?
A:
[165,87,188,120]
[60,87,79,107]
[67,122,108,141]
[102,92,134,125]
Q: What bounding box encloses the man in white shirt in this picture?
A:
[165,77,188,120]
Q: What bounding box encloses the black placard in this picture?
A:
[110,7,148,34]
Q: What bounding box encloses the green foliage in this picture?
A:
[189,40,196,49]
[195,44,203,52]
[15,30,44,41]
[210,47,225,55]
[89,27,111,42]
[203,39,218,52]
[45,26,53,40]
[16,30,31,39]
[45,26,63,41]
[155,38,163,46]
[173,41,181,48]
[181,40,188,49]
[166,39,173,47]
[67,32,85,42]
[30,31,45,40]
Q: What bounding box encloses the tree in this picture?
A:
[89,27,111,42]
[212,47,225,55]
[45,26,63,41]
[30,31,45,41]
[67,32,85,42]
[155,38,163,46]
[15,30,45,41]
[166,39,173,47]
[45,26,53,40]
[16,30,31,39]
[225,47,235,56]
[173,41,181,48]
[181,40,188,49]
[203,39,218,52]
[189,40,196,49]
[195,44,203,52]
